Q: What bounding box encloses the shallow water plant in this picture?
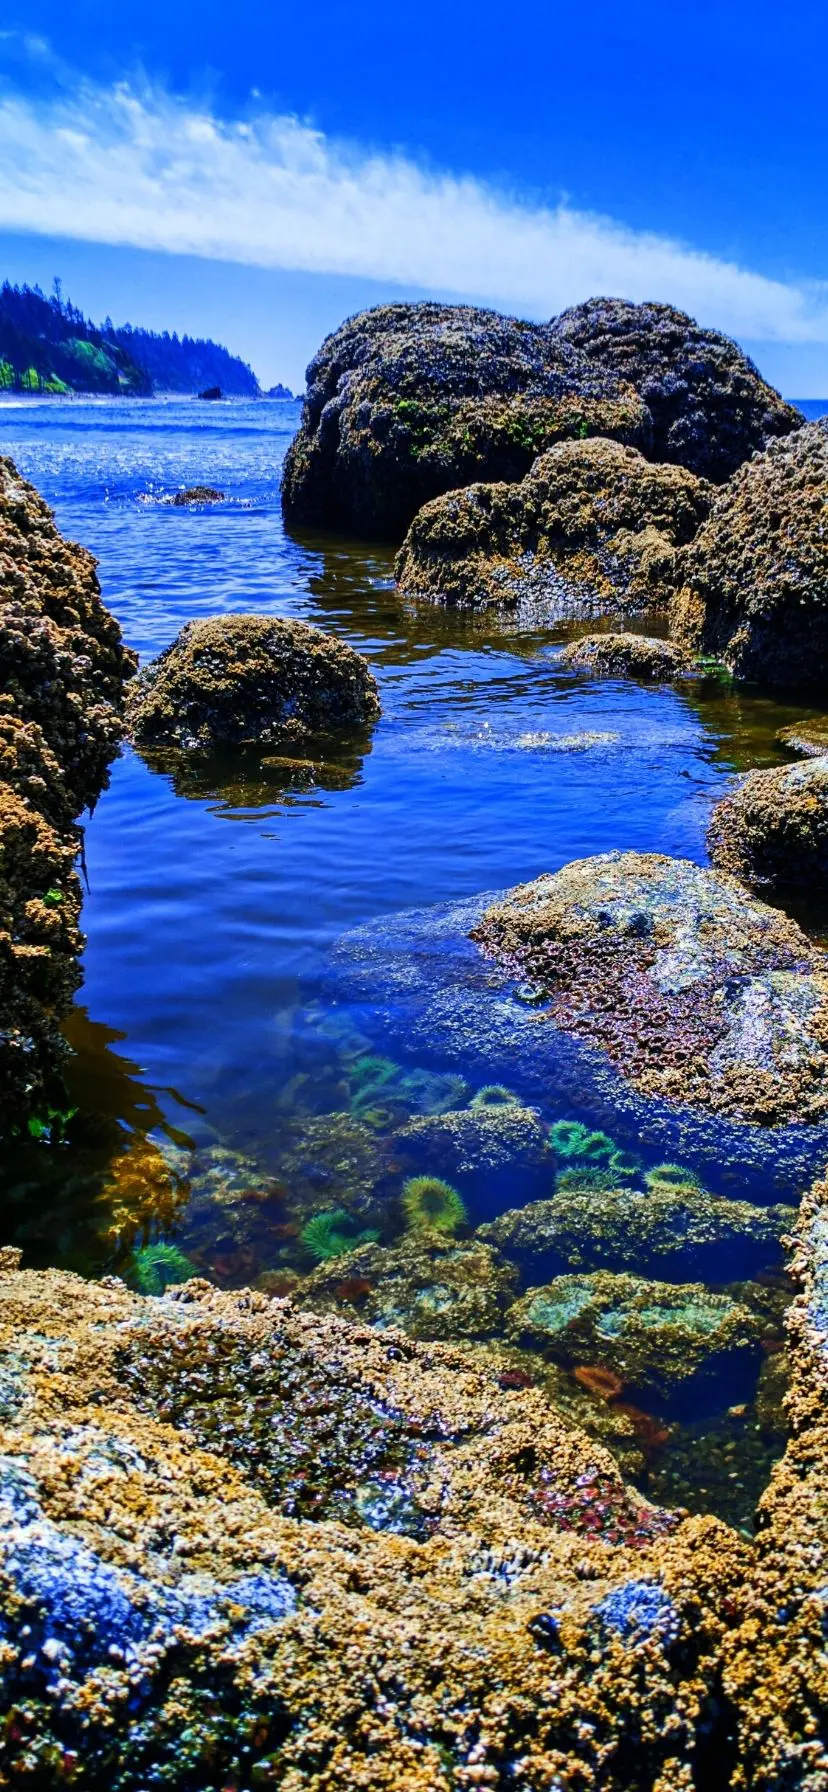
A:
[127,1242,197,1295]
[402,1176,467,1236]
[300,1209,380,1262]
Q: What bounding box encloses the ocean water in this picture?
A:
[1,395,822,1529]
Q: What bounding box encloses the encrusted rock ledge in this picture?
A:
[0,457,136,1134]
[3,1226,828,1787]
[0,1250,751,1789]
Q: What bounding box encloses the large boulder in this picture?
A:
[471,850,828,1127]
[0,456,135,1132]
[395,438,711,614]
[708,755,828,891]
[551,298,802,483]
[281,302,652,540]
[127,614,380,750]
[671,423,828,689]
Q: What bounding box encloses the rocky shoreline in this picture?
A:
[5,294,828,1785]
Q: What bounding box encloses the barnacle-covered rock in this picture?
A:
[671,422,828,689]
[0,457,135,1131]
[506,1270,764,1390]
[777,716,828,759]
[559,631,695,682]
[551,298,801,482]
[292,1233,517,1341]
[472,850,828,1126]
[708,755,828,891]
[282,302,652,540]
[0,1253,754,1789]
[480,1184,795,1278]
[0,455,136,814]
[127,614,380,749]
[396,1101,549,1175]
[395,438,711,614]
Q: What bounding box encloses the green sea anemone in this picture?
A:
[469,1084,520,1110]
[555,1166,623,1194]
[300,1209,379,1262]
[349,1054,398,1093]
[398,1068,468,1115]
[401,1175,467,1236]
[127,1242,197,1295]
[645,1162,703,1193]
[549,1120,618,1164]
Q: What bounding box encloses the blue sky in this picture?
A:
[1,2,827,390]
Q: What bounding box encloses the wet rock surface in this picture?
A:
[395,437,711,615]
[127,613,381,750]
[777,716,828,758]
[480,1183,795,1279]
[3,1252,758,1791]
[0,456,135,1132]
[472,850,828,1128]
[281,302,652,540]
[672,421,828,689]
[292,1233,518,1340]
[506,1270,764,1391]
[551,297,802,482]
[559,630,696,681]
[708,755,828,891]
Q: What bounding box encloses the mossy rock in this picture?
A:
[127,614,380,749]
[708,756,828,890]
[506,1270,764,1389]
[559,632,695,682]
[395,438,711,616]
[551,298,801,483]
[282,302,651,541]
[671,423,828,689]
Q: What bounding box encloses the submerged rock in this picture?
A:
[281,302,651,540]
[777,716,828,759]
[396,1101,549,1175]
[708,756,828,891]
[292,1233,517,1341]
[127,613,380,749]
[472,851,828,1128]
[559,631,695,681]
[172,485,225,505]
[551,298,802,482]
[671,422,828,689]
[480,1184,795,1277]
[395,438,710,615]
[507,1270,764,1390]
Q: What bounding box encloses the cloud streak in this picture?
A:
[2,74,828,342]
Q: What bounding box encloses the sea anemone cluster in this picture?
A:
[549,1120,640,1189]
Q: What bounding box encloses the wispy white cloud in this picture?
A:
[1,74,828,342]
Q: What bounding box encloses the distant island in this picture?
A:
[0,279,292,398]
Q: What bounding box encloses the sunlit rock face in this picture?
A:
[281,301,651,540]
[672,421,828,689]
[472,851,828,1129]
[394,438,711,616]
[550,297,802,483]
